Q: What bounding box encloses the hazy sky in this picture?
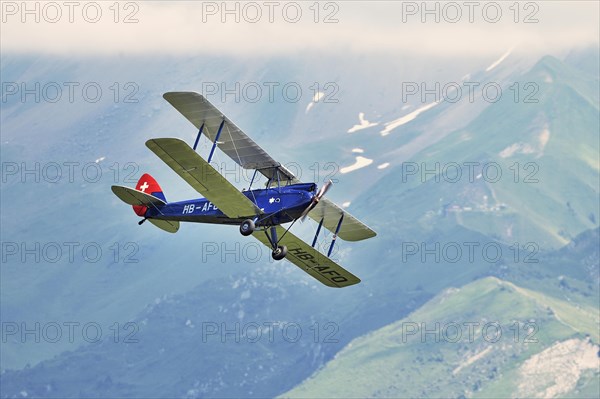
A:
[1,1,598,57]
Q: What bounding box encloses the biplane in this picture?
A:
[111,92,376,287]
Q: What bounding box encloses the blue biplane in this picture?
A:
[111,92,376,287]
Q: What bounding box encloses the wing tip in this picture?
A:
[332,278,361,288]
[340,230,377,242]
[163,91,203,101]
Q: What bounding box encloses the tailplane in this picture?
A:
[111,173,179,233]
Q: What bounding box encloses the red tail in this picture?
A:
[133,173,166,216]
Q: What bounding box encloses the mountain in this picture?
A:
[357,54,599,250]
[283,277,600,399]
[0,51,508,372]
[3,226,598,398]
[1,49,598,398]
[497,227,600,309]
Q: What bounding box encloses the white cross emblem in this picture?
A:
[140,182,149,192]
[269,197,275,204]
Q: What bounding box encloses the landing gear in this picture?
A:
[262,226,287,260]
[239,219,255,236]
[272,245,287,261]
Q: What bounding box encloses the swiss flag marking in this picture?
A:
[136,174,160,194]
[133,173,163,217]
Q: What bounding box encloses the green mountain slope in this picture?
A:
[361,55,599,250]
[2,52,597,398]
[283,277,600,398]
[498,227,600,309]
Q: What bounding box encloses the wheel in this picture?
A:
[272,245,287,261]
[239,219,255,236]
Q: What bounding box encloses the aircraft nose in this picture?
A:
[299,191,313,205]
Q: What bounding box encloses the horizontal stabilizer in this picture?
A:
[111,185,167,207]
[111,185,179,233]
[148,218,179,233]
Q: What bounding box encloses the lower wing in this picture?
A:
[253,226,360,288]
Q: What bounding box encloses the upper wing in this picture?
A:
[253,226,360,288]
[163,91,296,182]
[308,199,377,241]
[146,138,261,218]
[163,91,376,242]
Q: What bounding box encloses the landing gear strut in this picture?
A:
[272,245,287,261]
[239,219,255,236]
[262,226,288,261]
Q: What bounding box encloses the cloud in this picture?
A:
[1,2,598,56]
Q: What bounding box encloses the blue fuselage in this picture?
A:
[145,183,317,226]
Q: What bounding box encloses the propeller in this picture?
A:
[300,180,333,221]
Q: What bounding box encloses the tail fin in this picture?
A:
[111,173,178,233]
[133,173,166,216]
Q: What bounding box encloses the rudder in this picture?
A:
[133,173,166,216]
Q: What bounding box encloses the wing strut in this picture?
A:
[193,122,205,151]
[327,213,344,257]
[207,119,225,163]
[312,217,324,248]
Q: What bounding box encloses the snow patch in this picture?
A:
[305,91,325,113]
[459,132,472,142]
[340,156,373,174]
[95,156,106,163]
[499,127,550,158]
[485,48,513,72]
[312,91,325,102]
[499,143,528,158]
[538,128,550,153]
[348,112,378,133]
[380,101,440,136]
[377,162,390,170]
[342,201,351,208]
